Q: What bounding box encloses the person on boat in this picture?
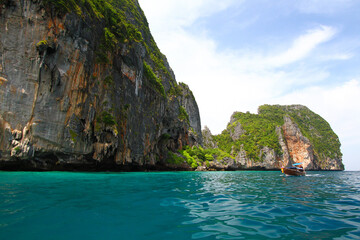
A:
[297,164,304,171]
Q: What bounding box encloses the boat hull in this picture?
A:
[281,167,305,176]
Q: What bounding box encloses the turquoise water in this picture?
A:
[0,171,359,239]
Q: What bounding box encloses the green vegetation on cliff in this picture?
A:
[178,106,190,124]
[0,0,202,171]
[208,105,342,163]
[42,0,177,96]
[165,144,234,170]
[143,61,166,97]
[258,105,342,159]
[42,0,143,43]
[214,112,282,161]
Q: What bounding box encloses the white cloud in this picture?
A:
[268,26,337,67]
[319,53,354,61]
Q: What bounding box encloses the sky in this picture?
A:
[138,0,360,171]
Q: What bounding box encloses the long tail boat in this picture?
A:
[281,163,306,176]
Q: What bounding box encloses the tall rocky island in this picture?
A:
[200,105,344,171]
[0,0,202,171]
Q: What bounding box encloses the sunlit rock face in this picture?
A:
[281,116,314,169]
[0,0,202,171]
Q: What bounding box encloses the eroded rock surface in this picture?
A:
[0,0,202,171]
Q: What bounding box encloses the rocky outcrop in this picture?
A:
[229,122,246,142]
[281,116,314,169]
[0,0,202,171]
[201,105,344,171]
[207,157,237,171]
[202,126,217,149]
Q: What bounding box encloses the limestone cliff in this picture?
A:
[200,105,344,171]
[0,0,202,171]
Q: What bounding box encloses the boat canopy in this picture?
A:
[293,162,303,166]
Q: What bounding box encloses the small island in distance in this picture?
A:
[0,0,343,171]
[193,104,343,171]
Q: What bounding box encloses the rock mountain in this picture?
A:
[0,0,201,170]
[0,1,343,171]
[200,105,344,171]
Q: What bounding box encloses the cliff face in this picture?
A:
[0,0,202,171]
[281,116,315,169]
[201,105,344,171]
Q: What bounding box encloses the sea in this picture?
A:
[0,171,359,240]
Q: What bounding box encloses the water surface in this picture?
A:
[0,171,359,239]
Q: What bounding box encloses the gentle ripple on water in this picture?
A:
[0,171,360,239]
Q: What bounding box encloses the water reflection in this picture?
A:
[175,171,360,239]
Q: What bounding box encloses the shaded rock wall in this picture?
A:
[0,0,202,171]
